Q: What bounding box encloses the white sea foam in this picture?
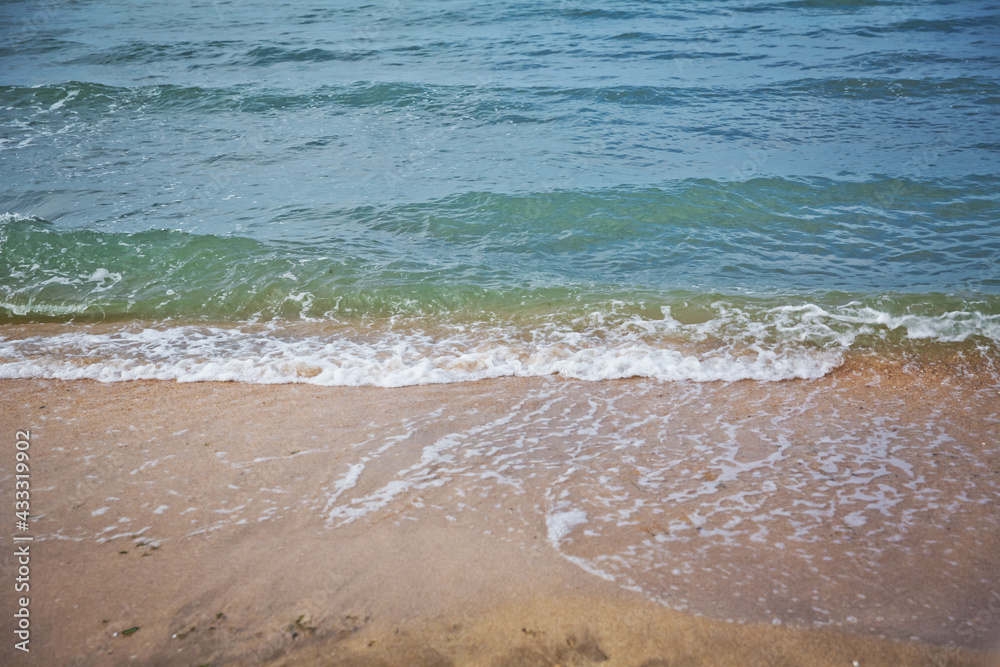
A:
[1,299,997,386]
[86,268,123,286]
[795,305,1000,343]
[546,508,589,545]
[0,325,842,386]
[0,212,38,223]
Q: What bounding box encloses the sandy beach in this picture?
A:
[2,358,999,666]
[4,0,1000,664]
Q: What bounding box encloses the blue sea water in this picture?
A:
[1,0,999,384]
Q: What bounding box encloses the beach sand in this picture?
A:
[2,357,999,666]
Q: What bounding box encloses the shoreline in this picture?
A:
[1,365,999,665]
[1,316,998,389]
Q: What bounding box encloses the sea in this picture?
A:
[4,1,1000,652]
[1,0,999,385]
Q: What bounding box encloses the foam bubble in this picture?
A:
[546,509,588,545]
[1,297,997,386]
[0,213,39,223]
[0,325,842,386]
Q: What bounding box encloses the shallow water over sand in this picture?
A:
[13,359,999,652]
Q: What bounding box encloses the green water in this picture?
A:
[2,0,999,383]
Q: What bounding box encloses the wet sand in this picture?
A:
[1,360,999,665]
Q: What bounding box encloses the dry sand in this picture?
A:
[1,361,999,665]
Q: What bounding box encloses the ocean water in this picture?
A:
[2,0,999,385]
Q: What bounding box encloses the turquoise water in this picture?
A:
[1,0,999,384]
